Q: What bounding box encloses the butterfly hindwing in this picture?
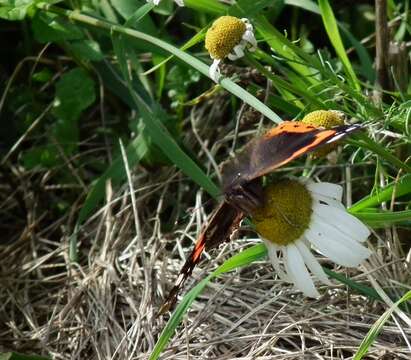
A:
[159,202,243,314]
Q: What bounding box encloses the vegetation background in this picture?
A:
[0,0,410,359]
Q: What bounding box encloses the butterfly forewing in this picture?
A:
[222,122,361,191]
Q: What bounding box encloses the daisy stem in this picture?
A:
[34,2,283,124]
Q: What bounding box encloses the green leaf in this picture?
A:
[323,268,381,301]
[183,0,227,15]
[52,67,95,156]
[66,39,104,61]
[0,0,36,20]
[318,0,360,90]
[284,0,319,13]
[350,175,411,212]
[32,11,83,42]
[353,290,411,359]
[0,352,49,360]
[354,210,411,227]
[231,0,283,18]
[22,146,58,169]
[124,2,154,27]
[32,68,53,82]
[53,67,96,122]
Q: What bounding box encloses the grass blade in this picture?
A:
[350,174,411,212]
[318,0,360,90]
[149,243,267,360]
[353,290,411,359]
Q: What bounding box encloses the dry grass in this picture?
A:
[1,97,411,359]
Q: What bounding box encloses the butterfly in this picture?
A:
[158,121,361,314]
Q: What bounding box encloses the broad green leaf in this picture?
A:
[231,0,283,18]
[32,68,53,82]
[66,39,104,61]
[183,0,227,15]
[0,0,35,20]
[53,68,96,122]
[32,11,83,42]
[318,0,360,90]
[285,0,319,13]
[52,67,95,156]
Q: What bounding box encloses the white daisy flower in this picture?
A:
[251,179,371,298]
[147,0,184,6]
[205,16,257,82]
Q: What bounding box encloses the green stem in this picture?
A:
[35,2,283,124]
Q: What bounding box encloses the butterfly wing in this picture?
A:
[222,121,361,191]
[159,201,244,315]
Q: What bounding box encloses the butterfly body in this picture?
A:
[159,121,361,314]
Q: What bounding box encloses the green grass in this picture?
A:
[1,0,410,358]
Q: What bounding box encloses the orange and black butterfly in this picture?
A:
[159,121,361,314]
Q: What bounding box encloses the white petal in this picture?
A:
[295,240,332,286]
[174,0,184,5]
[312,193,345,210]
[313,203,371,243]
[285,243,320,298]
[264,240,290,282]
[307,182,343,201]
[231,44,244,59]
[209,59,221,83]
[231,44,245,60]
[305,218,371,267]
[227,53,237,61]
[242,30,257,51]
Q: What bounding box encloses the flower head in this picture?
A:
[251,179,371,298]
[205,16,257,82]
[302,110,346,158]
[147,0,184,6]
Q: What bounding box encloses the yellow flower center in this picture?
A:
[205,16,246,60]
[251,180,312,246]
[301,110,345,158]
[302,110,345,128]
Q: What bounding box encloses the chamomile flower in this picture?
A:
[147,0,184,6]
[251,179,371,298]
[205,16,257,82]
[302,110,346,158]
